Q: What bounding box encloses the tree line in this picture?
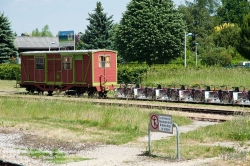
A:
[1,0,250,66]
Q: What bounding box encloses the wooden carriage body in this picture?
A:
[20,50,117,95]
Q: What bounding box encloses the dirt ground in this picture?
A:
[2,121,247,166]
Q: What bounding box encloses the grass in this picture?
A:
[182,116,250,142]
[151,142,236,160]
[0,79,26,92]
[0,96,192,145]
[143,65,250,90]
[22,148,89,164]
[150,115,250,162]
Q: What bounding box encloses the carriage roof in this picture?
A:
[20,49,117,55]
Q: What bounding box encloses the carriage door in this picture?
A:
[62,56,73,83]
[98,55,111,84]
[47,54,62,84]
[35,55,45,83]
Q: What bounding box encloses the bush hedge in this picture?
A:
[117,64,149,84]
[0,64,21,80]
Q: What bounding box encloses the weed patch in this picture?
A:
[22,148,88,164]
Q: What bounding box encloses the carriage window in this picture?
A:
[99,55,111,68]
[36,57,44,69]
[62,57,72,70]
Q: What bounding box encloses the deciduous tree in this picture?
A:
[115,0,186,65]
[31,28,41,36]
[237,13,250,59]
[217,0,250,25]
[213,23,240,49]
[31,25,53,37]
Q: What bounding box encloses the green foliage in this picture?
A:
[80,2,114,49]
[31,28,41,36]
[0,64,20,80]
[179,0,220,52]
[171,49,197,67]
[31,25,53,37]
[115,0,186,65]
[201,47,232,66]
[117,64,149,84]
[110,23,119,51]
[217,0,250,25]
[213,23,241,49]
[27,148,50,158]
[237,13,250,60]
[0,12,18,63]
[25,148,87,164]
[227,46,247,64]
[41,25,53,37]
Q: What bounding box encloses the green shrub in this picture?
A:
[201,47,232,66]
[117,63,149,84]
[0,64,21,80]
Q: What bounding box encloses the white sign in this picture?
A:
[158,115,173,133]
[150,114,173,134]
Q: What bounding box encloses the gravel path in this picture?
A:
[0,121,220,166]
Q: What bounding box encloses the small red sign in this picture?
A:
[150,114,159,129]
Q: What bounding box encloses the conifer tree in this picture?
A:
[0,13,18,63]
[114,0,186,65]
[80,1,114,49]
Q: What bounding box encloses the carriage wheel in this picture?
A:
[126,89,133,98]
[98,91,107,98]
[26,86,35,94]
[194,92,204,102]
[222,93,231,104]
[76,88,84,97]
[170,92,178,101]
[114,91,121,98]
[30,89,35,94]
[48,91,53,96]
[37,88,44,95]
[88,90,98,98]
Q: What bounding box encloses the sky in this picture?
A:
[0,0,185,36]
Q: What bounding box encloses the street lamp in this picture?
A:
[49,42,56,51]
[195,43,199,67]
[184,32,193,67]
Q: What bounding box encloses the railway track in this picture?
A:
[0,91,246,122]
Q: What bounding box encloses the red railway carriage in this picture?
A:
[19,50,117,97]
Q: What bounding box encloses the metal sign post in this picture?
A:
[173,123,180,160]
[148,113,180,161]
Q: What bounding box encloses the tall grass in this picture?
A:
[181,115,250,142]
[143,65,250,89]
[0,96,192,144]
